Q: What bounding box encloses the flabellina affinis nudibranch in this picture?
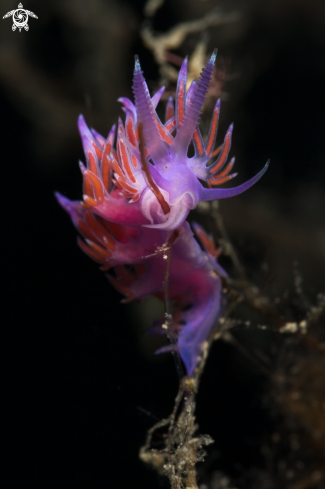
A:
[56,50,268,376]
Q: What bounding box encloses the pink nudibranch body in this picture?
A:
[57,51,268,375]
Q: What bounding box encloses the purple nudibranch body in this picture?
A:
[56,51,268,375]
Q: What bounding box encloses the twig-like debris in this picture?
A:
[140,313,235,488]
[142,9,240,64]
[139,370,213,489]
[141,8,240,84]
[143,0,165,17]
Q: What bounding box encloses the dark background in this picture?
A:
[2,0,325,487]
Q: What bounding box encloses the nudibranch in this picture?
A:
[56,51,268,375]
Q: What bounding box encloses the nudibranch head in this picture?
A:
[71,51,268,231]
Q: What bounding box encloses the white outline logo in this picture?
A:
[3,3,38,32]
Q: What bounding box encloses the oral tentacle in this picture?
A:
[199,161,269,201]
